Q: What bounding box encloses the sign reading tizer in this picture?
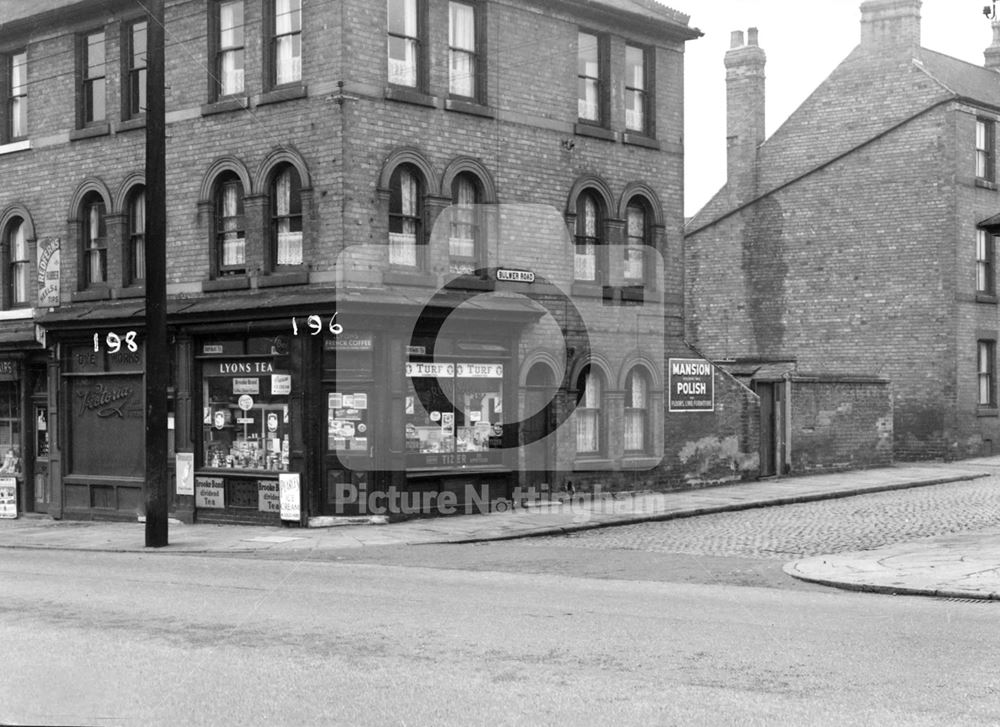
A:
[668,358,715,412]
[496,269,535,283]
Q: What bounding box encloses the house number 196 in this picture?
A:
[291,313,343,336]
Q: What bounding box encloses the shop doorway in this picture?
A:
[522,363,557,493]
[322,383,374,517]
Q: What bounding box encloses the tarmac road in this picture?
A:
[2,547,999,726]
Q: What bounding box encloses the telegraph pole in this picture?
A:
[145,0,168,547]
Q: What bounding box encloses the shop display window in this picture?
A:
[202,362,290,472]
[404,360,504,465]
[0,382,20,475]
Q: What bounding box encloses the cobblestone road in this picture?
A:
[527,478,1000,559]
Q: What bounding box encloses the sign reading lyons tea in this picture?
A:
[669,358,714,412]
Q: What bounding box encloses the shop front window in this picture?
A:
[202,359,290,472]
[404,359,504,466]
[0,381,20,476]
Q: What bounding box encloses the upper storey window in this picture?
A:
[125,21,147,120]
[388,0,421,88]
[272,0,302,86]
[977,118,995,183]
[448,2,476,98]
[81,31,106,125]
[215,1,246,98]
[625,45,648,134]
[6,51,26,141]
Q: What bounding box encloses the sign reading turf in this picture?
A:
[668,358,715,412]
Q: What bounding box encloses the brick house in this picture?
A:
[685,0,1000,468]
[0,0,758,522]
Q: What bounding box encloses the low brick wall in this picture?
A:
[789,375,893,473]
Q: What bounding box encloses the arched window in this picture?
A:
[388,164,423,268]
[4,218,29,307]
[624,367,649,452]
[575,366,603,455]
[127,186,145,286]
[449,172,481,274]
[270,164,303,267]
[574,191,603,283]
[624,199,649,285]
[214,172,245,275]
[80,192,107,287]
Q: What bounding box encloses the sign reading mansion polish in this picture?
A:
[668,358,715,412]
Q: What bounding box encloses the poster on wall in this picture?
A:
[36,237,61,308]
[258,480,280,513]
[668,358,715,412]
[0,476,16,518]
[195,477,225,508]
[175,452,194,496]
[279,473,300,521]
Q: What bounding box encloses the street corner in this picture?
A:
[783,530,1000,601]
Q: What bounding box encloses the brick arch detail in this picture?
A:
[0,204,35,241]
[115,172,146,214]
[617,182,665,227]
[254,146,313,193]
[377,148,439,196]
[440,156,498,203]
[68,178,114,221]
[199,156,254,202]
[616,354,662,391]
[565,174,615,217]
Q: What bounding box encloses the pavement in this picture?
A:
[3,458,1000,600]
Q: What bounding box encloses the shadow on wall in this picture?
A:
[677,435,759,486]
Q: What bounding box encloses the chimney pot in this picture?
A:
[730,30,744,49]
[748,27,759,46]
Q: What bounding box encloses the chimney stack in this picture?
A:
[859,0,921,55]
[725,27,765,202]
[986,20,1000,70]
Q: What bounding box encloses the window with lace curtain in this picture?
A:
[574,191,602,283]
[624,368,649,453]
[214,173,246,275]
[575,367,603,455]
[449,2,477,99]
[388,0,421,88]
[389,165,422,268]
[625,45,648,134]
[127,187,145,286]
[214,0,245,99]
[270,165,303,267]
[449,173,480,274]
[81,193,106,288]
[270,0,302,87]
[625,200,649,285]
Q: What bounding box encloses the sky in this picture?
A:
[671,0,998,217]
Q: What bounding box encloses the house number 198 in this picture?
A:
[94,331,139,353]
